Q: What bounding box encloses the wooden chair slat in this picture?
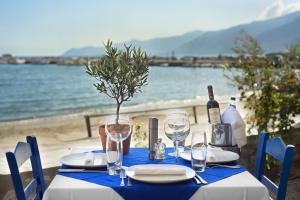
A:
[261,175,278,195]
[14,142,32,168]
[265,138,286,163]
[32,194,39,200]
[24,178,37,198]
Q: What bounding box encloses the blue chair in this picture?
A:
[255,131,295,200]
[6,136,46,200]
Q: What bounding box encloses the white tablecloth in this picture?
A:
[43,147,270,200]
[43,171,269,200]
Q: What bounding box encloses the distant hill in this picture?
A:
[258,17,300,52]
[62,30,203,57]
[175,11,300,56]
[63,46,103,57]
[62,11,300,57]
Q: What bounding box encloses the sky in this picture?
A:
[1,0,300,56]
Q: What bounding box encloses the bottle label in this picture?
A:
[209,108,221,124]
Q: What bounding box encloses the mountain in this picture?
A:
[62,30,203,57]
[63,46,103,57]
[62,11,300,57]
[175,12,300,56]
[175,11,300,56]
[258,18,300,52]
[127,30,203,56]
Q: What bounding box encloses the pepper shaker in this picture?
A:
[149,118,158,160]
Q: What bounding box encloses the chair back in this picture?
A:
[6,136,46,200]
[255,132,295,200]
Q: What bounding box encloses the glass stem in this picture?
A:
[175,140,179,162]
[116,141,123,168]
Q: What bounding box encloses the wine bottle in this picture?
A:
[207,85,221,124]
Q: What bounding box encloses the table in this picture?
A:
[43,147,270,200]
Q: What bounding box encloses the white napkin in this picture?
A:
[84,152,95,166]
[221,106,247,148]
[206,147,218,161]
[133,165,186,176]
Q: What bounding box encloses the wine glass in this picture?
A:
[106,134,122,175]
[166,112,189,154]
[164,114,190,161]
[105,118,131,171]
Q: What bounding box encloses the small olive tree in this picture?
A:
[85,40,149,122]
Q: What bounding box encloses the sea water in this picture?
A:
[0,64,238,121]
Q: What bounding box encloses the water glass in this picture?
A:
[191,131,207,172]
[106,135,122,175]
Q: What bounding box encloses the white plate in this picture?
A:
[60,152,107,168]
[126,164,195,184]
[180,148,239,164]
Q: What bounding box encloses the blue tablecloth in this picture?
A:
[59,148,245,200]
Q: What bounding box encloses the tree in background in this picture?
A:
[226,30,300,137]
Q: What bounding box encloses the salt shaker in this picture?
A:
[154,138,166,160]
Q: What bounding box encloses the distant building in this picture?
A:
[15,58,26,64]
[2,53,13,58]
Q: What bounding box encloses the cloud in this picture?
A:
[258,0,300,20]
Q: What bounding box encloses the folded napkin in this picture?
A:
[221,106,247,148]
[206,147,217,162]
[133,165,186,176]
[84,152,95,166]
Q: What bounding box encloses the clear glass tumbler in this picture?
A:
[191,130,207,172]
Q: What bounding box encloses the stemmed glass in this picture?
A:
[167,112,189,154]
[164,113,190,161]
[105,118,131,172]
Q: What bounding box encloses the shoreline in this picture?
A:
[0,96,236,125]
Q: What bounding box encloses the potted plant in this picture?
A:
[85,40,149,154]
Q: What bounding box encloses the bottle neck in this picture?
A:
[208,85,214,100]
[230,98,236,108]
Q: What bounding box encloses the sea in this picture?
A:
[0,64,238,121]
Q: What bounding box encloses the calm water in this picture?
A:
[0,64,237,121]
